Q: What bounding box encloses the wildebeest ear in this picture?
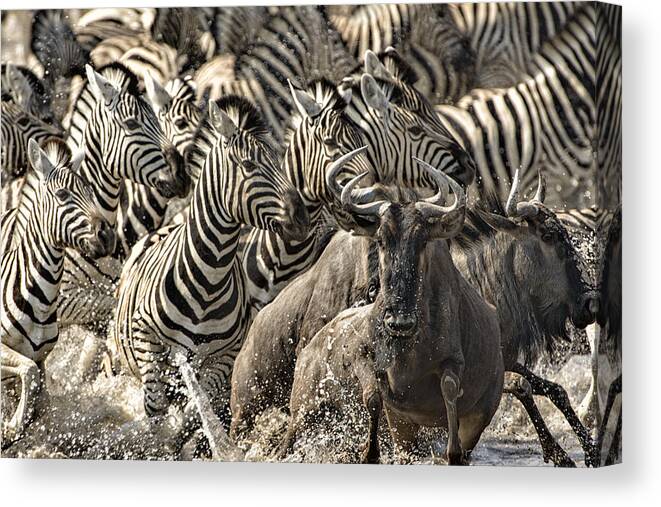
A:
[428,206,466,239]
[479,210,522,235]
[346,215,380,237]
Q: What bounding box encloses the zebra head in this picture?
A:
[84,64,191,201]
[1,63,58,126]
[285,79,370,210]
[203,97,310,242]
[27,138,116,259]
[1,101,63,182]
[144,74,202,159]
[338,70,475,193]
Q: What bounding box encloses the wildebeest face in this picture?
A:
[332,159,466,340]
[376,205,429,337]
[522,208,598,330]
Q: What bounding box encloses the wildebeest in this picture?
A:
[276,161,503,464]
[595,207,622,465]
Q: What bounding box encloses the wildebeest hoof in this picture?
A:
[361,444,380,464]
[544,446,576,467]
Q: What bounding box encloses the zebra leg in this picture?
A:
[1,343,41,446]
[511,363,595,467]
[131,325,173,418]
[504,372,575,467]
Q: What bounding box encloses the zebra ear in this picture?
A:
[364,50,395,82]
[361,74,389,115]
[71,149,85,174]
[86,64,119,109]
[5,64,31,103]
[28,139,55,181]
[208,101,237,139]
[288,79,322,119]
[145,73,171,113]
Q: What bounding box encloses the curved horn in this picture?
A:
[532,169,546,203]
[326,146,368,200]
[341,172,388,218]
[505,169,521,217]
[413,158,466,217]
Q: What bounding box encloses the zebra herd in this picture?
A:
[1,4,621,465]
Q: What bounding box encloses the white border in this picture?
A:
[2,0,660,505]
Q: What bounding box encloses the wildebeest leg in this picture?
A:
[605,408,622,466]
[354,363,381,464]
[511,362,595,466]
[1,343,41,446]
[440,370,465,465]
[384,407,419,463]
[597,374,622,465]
[504,372,576,467]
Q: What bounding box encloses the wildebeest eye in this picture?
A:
[174,118,188,130]
[122,118,140,131]
[408,125,424,136]
[55,188,71,202]
[541,231,553,243]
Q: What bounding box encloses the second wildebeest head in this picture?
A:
[335,159,466,343]
[458,170,599,364]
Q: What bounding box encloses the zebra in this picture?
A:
[431,5,601,208]
[1,63,57,126]
[1,138,115,445]
[327,3,476,104]
[19,63,190,328]
[241,69,476,309]
[113,96,309,418]
[114,75,203,257]
[195,5,355,145]
[445,1,581,85]
[1,100,63,191]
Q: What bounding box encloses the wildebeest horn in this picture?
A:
[506,168,544,219]
[340,172,389,218]
[532,169,546,203]
[413,158,466,216]
[326,146,368,200]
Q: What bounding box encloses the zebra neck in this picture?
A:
[181,178,242,279]
[18,206,66,307]
[77,116,122,226]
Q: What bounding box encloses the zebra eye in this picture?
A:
[174,118,188,130]
[242,159,259,172]
[407,125,424,136]
[123,118,140,131]
[17,116,31,128]
[323,136,338,147]
[55,188,71,202]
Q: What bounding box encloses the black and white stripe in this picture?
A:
[113,97,305,416]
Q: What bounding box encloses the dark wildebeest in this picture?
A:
[595,207,622,465]
[231,172,598,466]
[276,161,503,464]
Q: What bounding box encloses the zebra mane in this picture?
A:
[94,62,142,97]
[185,95,270,180]
[214,95,270,137]
[165,77,196,102]
[1,64,48,99]
[377,49,419,87]
[39,137,73,171]
[285,78,354,142]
